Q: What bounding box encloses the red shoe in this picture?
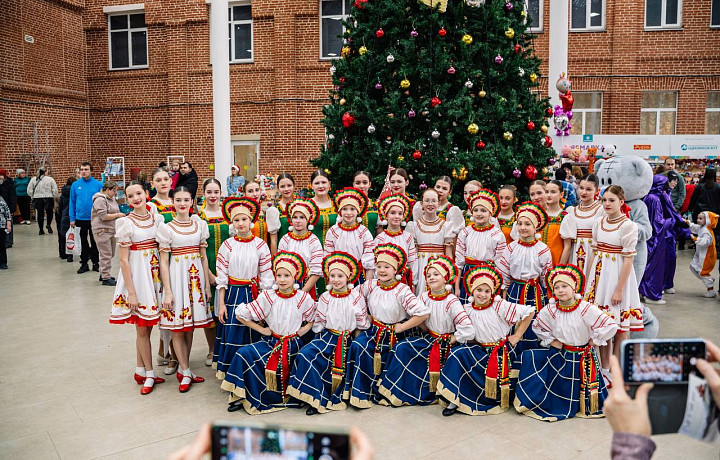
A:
[176,371,205,383]
[140,376,164,395]
[133,373,146,385]
[154,376,166,384]
[178,379,193,393]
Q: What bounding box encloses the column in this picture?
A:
[210,0,232,193]
[547,0,569,110]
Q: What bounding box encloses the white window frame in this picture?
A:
[570,0,606,32]
[319,0,350,60]
[571,92,603,135]
[706,91,720,134]
[232,139,260,180]
[524,0,543,33]
[645,0,683,30]
[229,0,253,64]
[712,0,720,28]
[640,91,678,135]
[106,7,148,71]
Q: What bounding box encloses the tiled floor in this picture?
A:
[1,224,719,460]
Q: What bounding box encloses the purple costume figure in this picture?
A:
[639,175,690,302]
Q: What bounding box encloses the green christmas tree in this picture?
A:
[314,0,555,199]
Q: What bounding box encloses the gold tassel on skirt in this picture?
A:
[331,374,343,393]
[590,388,599,415]
[373,352,382,376]
[500,383,510,409]
[265,369,278,392]
[579,390,586,416]
[429,372,440,392]
[485,376,497,400]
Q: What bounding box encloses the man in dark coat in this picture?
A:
[176,162,198,199]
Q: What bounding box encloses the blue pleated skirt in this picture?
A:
[506,280,547,367]
[213,285,260,379]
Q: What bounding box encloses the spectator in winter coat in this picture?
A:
[14,169,31,224]
[0,169,16,248]
[57,177,76,262]
[176,162,199,199]
[27,168,58,236]
[69,162,103,273]
[91,181,123,285]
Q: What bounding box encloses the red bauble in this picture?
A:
[342,112,356,128]
[524,165,538,181]
[376,28,385,38]
[544,135,553,147]
[526,121,535,131]
[438,27,447,37]
[339,77,346,84]
[476,140,486,150]
[546,107,554,117]
[353,0,368,8]
[431,96,442,107]
[412,150,422,160]
[514,44,522,54]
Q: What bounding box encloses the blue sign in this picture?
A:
[583,134,594,142]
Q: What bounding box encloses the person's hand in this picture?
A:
[449,335,457,345]
[550,340,563,350]
[696,340,720,409]
[205,283,212,302]
[162,293,174,311]
[611,287,623,306]
[218,303,227,324]
[167,423,210,460]
[259,326,272,337]
[508,334,521,347]
[394,323,405,334]
[604,355,653,437]
[208,273,216,286]
[128,293,139,312]
[70,221,76,228]
[350,427,375,460]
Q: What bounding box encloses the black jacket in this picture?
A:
[176,169,199,199]
[0,177,17,212]
[57,184,73,234]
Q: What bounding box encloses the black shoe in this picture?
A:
[47,227,53,234]
[305,407,319,416]
[102,278,117,286]
[0,264,7,270]
[227,403,243,413]
[92,264,100,272]
[39,229,45,235]
[442,407,457,417]
[60,254,67,260]
[77,265,90,274]
[66,256,73,263]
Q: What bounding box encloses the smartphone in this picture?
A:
[621,338,707,384]
[211,420,350,460]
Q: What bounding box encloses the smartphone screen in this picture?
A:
[211,423,350,460]
[622,339,706,384]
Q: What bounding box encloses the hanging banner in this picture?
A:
[551,135,720,159]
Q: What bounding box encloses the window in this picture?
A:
[641,91,677,135]
[229,1,253,62]
[712,0,720,27]
[707,92,720,134]
[645,0,681,29]
[569,92,603,135]
[570,0,604,30]
[525,0,542,32]
[108,12,148,70]
[320,0,351,59]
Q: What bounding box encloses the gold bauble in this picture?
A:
[530,73,538,83]
[398,155,405,162]
[324,169,331,175]
[467,123,479,135]
[505,28,515,39]
[540,125,548,133]
[479,90,487,98]
[359,46,368,55]
[503,131,513,141]
[339,98,346,105]
[400,78,411,89]
[462,34,473,45]
[341,46,351,58]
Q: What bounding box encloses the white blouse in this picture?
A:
[496,240,553,289]
[265,206,281,235]
[278,232,324,277]
[465,297,535,343]
[215,235,274,291]
[358,280,430,324]
[312,290,369,333]
[418,292,474,343]
[323,223,375,270]
[533,300,619,347]
[236,290,316,336]
[115,212,162,245]
[455,224,507,270]
[156,215,210,250]
[412,201,464,240]
[592,216,639,256]
[559,201,605,241]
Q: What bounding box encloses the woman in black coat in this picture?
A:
[0,170,16,248]
[56,177,76,261]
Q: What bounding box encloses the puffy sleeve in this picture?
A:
[353,290,370,330]
[582,302,619,346]
[492,231,507,263]
[114,217,133,246]
[405,233,418,285]
[308,235,324,276]
[494,297,534,325]
[195,216,210,247]
[450,297,474,344]
[443,205,464,240]
[265,206,281,235]
[156,223,173,251]
[147,201,159,215]
[455,228,468,270]
[323,226,337,256]
[400,285,430,317]
[256,240,274,290]
[509,222,519,241]
[300,292,316,323]
[412,200,423,223]
[236,291,272,322]
[620,221,639,256]
[591,218,600,251]
[538,245,553,285]
[312,294,328,333]
[405,220,417,239]
[559,208,577,239]
[215,240,232,290]
[496,246,512,289]
[360,228,376,270]
[532,306,557,347]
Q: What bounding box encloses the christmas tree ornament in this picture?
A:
[325,169,332,175]
[524,165,538,180]
[359,45,367,55]
[545,107,554,117]
[431,130,440,139]
[376,28,385,38]
[341,46,351,58]
[398,155,405,161]
[387,54,395,63]
[400,78,411,88]
[410,29,419,38]
[420,0,449,12]
[467,123,479,135]
[514,44,522,53]
[413,150,422,159]
[329,65,336,75]
[457,166,468,180]
[505,28,515,39]
[342,112,356,128]
[495,55,504,64]
[526,121,535,131]
[339,77,346,84]
[464,80,473,89]
[447,66,456,75]
[466,0,485,6]
[375,82,383,90]
[339,98,347,105]
[505,2,513,11]
[388,113,395,118]
[541,124,548,133]
[530,73,538,83]
[542,167,548,175]
[476,140,486,149]
[544,135,553,147]
[367,124,376,133]
[518,68,525,77]
[431,96,442,107]
[438,27,447,37]
[500,96,507,103]
[353,0,368,8]
[513,169,522,178]
[479,89,487,98]
[408,109,416,118]
[327,134,335,140]
[462,34,473,44]
[548,157,556,165]
[503,131,513,141]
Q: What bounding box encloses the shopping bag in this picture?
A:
[66,227,82,256]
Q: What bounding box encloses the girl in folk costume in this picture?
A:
[353,171,380,237]
[149,168,176,223]
[346,244,430,408]
[688,211,719,297]
[309,170,337,294]
[514,265,618,421]
[405,188,455,296]
[454,189,507,304]
[559,174,605,281]
[584,186,644,383]
[213,197,275,379]
[323,187,376,282]
[278,198,323,299]
[198,178,230,366]
[438,264,534,416]
[109,181,166,395]
[378,255,474,406]
[544,180,571,266]
[221,252,316,414]
[529,180,547,209]
[496,185,518,245]
[388,168,416,206]
[275,173,296,242]
[374,193,417,287]
[286,252,369,415]
[496,202,553,365]
[244,180,281,255]
[157,186,214,393]
[412,176,464,255]
[462,180,483,227]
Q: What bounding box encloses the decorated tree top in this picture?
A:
[313,0,555,199]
